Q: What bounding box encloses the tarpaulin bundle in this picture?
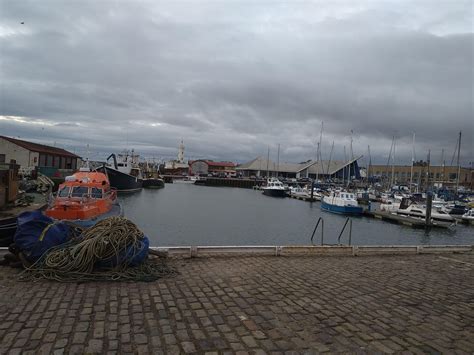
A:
[14,211,82,263]
[17,216,176,282]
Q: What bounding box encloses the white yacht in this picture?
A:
[262,178,286,197]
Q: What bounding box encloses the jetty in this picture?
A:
[0,246,473,353]
[364,210,453,229]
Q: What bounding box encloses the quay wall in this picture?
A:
[147,244,473,258]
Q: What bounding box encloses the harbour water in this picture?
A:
[120,184,473,247]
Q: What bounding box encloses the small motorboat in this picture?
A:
[396,202,454,222]
[262,178,286,197]
[174,176,199,184]
[321,191,363,215]
[44,167,122,228]
[461,209,474,225]
[289,186,310,198]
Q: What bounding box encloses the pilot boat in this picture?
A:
[44,166,122,228]
[321,191,363,215]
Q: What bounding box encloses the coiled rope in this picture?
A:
[19,217,176,282]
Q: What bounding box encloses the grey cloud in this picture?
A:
[0,0,472,165]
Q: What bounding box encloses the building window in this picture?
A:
[0,154,5,163]
[449,173,457,180]
[47,155,53,167]
[39,154,46,167]
[436,173,440,179]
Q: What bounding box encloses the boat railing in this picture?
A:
[48,189,117,207]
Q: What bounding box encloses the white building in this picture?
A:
[0,136,80,174]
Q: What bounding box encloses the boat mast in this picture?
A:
[266,146,270,178]
[410,133,415,192]
[276,143,280,178]
[343,145,347,186]
[317,122,323,182]
[316,142,320,182]
[367,145,371,185]
[385,137,394,190]
[456,131,462,193]
[441,148,445,187]
[427,149,431,191]
[327,141,334,176]
[390,136,396,188]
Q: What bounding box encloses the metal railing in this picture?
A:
[310,217,324,245]
[310,217,354,246]
[337,218,353,245]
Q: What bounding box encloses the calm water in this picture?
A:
[119,184,473,247]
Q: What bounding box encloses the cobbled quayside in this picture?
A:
[1,252,473,354]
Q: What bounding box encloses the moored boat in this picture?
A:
[321,191,363,215]
[98,150,143,192]
[142,178,165,189]
[289,186,310,198]
[262,178,286,197]
[45,168,122,228]
[461,209,474,225]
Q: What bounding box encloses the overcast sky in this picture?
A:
[0,0,472,166]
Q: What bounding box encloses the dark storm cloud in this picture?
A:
[0,0,472,165]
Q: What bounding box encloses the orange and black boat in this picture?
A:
[45,168,123,227]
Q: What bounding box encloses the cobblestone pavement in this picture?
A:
[1,252,473,354]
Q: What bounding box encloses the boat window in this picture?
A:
[58,186,70,197]
[71,186,89,197]
[91,188,103,198]
[118,163,124,167]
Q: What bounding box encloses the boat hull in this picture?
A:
[0,216,17,247]
[143,178,165,189]
[98,166,143,192]
[50,202,124,229]
[321,200,363,215]
[262,189,286,198]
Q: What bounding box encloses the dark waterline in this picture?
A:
[119,184,474,247]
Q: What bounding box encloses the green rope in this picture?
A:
[18,217,176,282]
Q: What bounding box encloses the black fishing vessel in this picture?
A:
[98,151,143,192]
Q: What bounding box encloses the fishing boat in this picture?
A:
[321,191,363,215]
[44,167,122,228]
[98,150,143,192]
[262,178,286,197]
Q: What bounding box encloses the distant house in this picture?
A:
[0,136,80,175]
[189,160,236,176]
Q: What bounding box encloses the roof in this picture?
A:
[236,156,363,175]
[190,160,236,168]
[0,136,80,158]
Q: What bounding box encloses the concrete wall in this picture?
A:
[0,138,39,168]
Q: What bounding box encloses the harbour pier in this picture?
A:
[0,247,473,353]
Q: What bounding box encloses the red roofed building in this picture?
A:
[189,160,236,177]
[0,136,81,174]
